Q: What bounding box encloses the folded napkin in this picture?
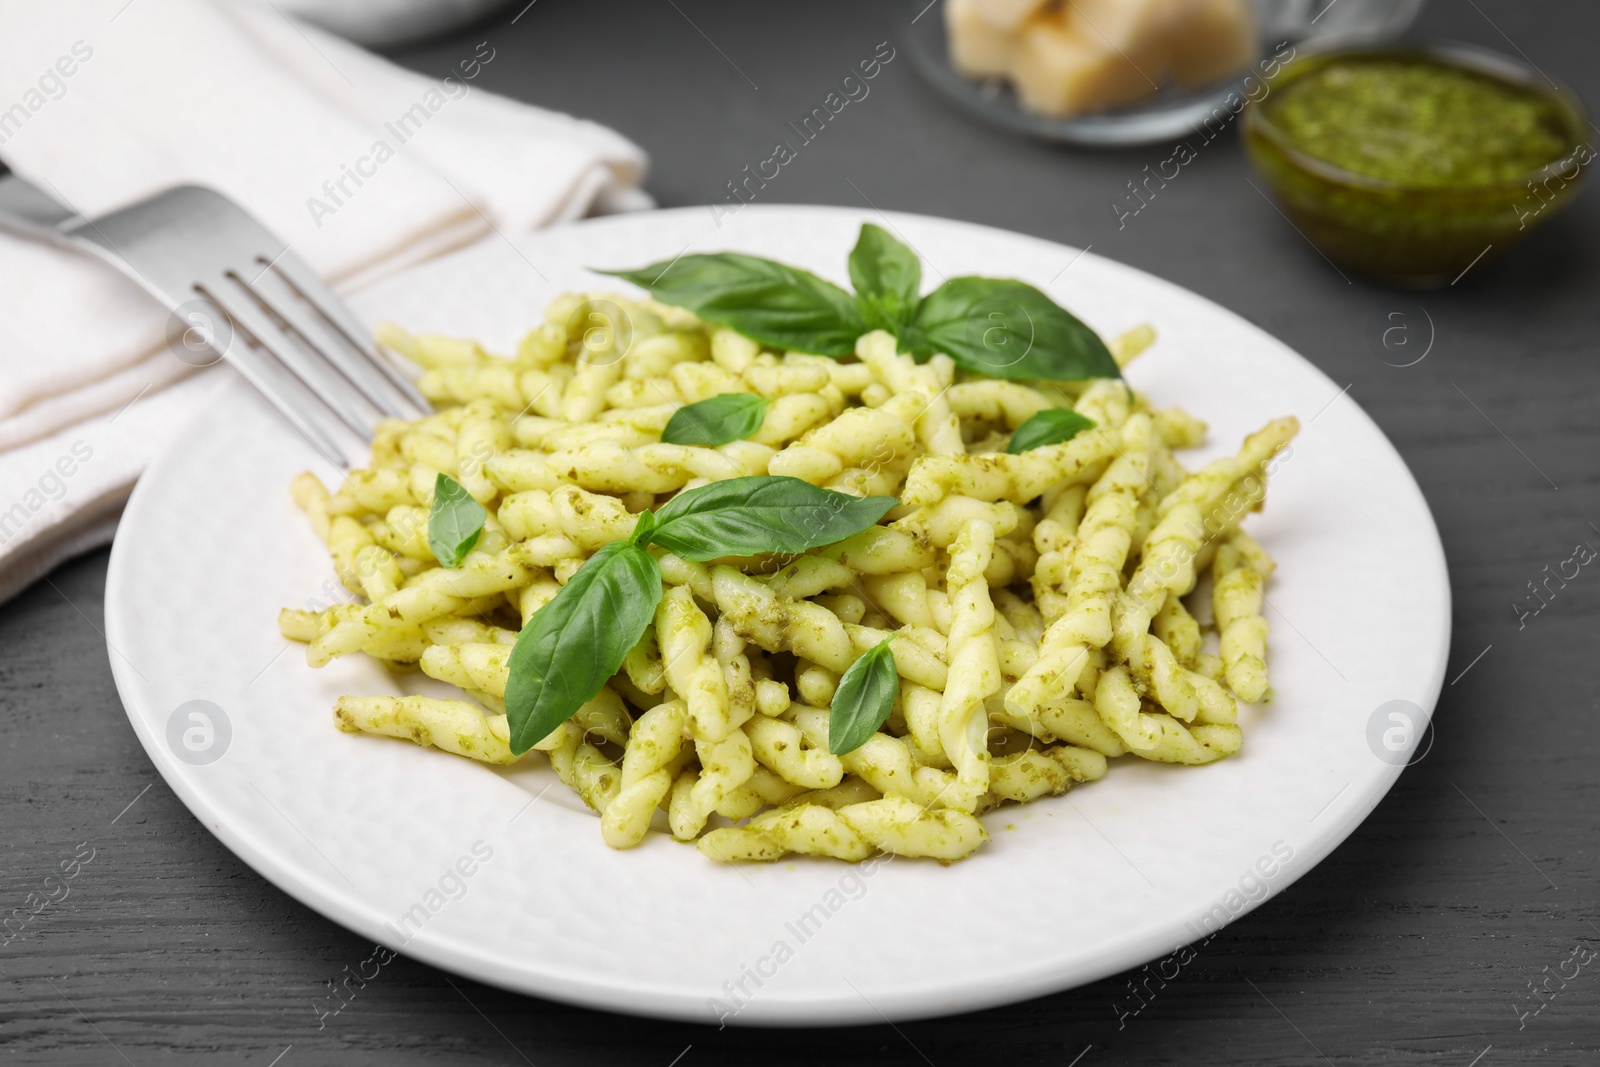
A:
[0,0,650,606]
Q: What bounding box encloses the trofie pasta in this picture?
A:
[282,279,1297,865]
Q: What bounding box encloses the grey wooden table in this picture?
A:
[4,1,1597,1063]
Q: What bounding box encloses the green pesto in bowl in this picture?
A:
[1244,43,1590,288]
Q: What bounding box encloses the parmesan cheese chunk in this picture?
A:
[946,0,1020,78]
[946,0,1258,118]
[968,0,1053,33]
[1012,8,1161,117]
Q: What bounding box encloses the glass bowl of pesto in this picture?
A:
[1243,41,1590,288]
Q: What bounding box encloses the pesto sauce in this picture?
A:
[1264,57,1571,187]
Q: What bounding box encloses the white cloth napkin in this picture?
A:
[0,0,650,606]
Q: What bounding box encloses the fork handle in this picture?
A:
[0,161,87,244]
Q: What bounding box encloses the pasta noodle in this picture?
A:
[283,291,1297,865]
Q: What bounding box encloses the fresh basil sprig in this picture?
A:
[660,393,768,447]
[600,223,1119,383]
[649,476,897,562]
[1005,409,1096,454]
[602,253,865,357]
[849,223,921,334]
[504,541,661,754]
[907,277,1118,382]
[428,473,487,568]
[829,635,899,755]
[503,476,899,753]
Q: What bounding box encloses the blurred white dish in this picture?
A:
[273,0,515,47]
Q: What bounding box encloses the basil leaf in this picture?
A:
[1005,409,1097,454]
[909,277,1121,382]
[503,542,662,754]
[600,253,866,357]
[829,636,900,755]
[650,476,897,562]
[427,473,487,568]
[660,393,768,447]
[629,508,658,547]
[849,223,921,333]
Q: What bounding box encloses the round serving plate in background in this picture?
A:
[900,0,1427,146]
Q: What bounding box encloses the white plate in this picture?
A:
[105,205,1450,1026]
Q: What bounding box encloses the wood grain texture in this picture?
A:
[3,1,1597,1063]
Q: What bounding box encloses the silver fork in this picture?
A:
[0,163,431,468]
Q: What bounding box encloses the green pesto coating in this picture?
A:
[1264,57,1570,187]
